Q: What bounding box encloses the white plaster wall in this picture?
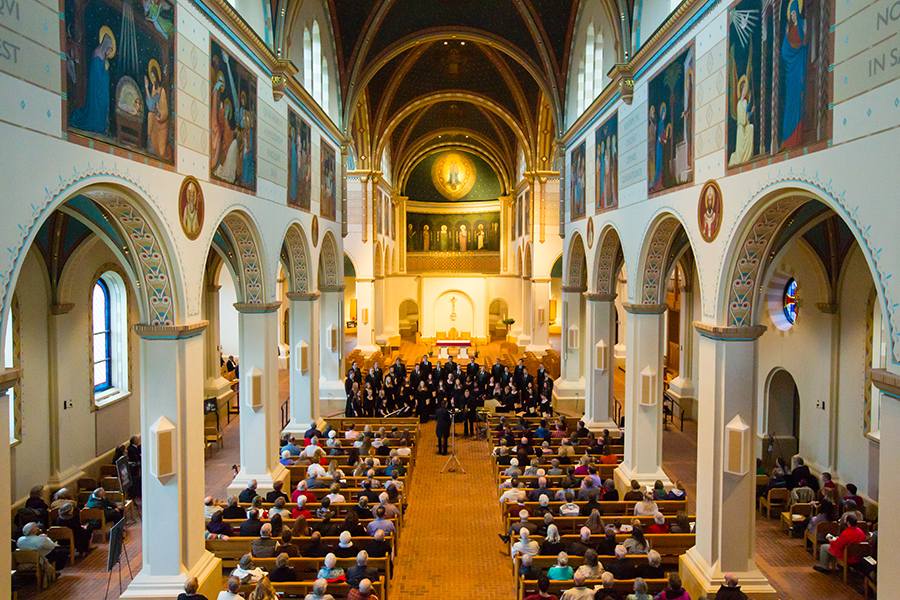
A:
[218,272,240,359]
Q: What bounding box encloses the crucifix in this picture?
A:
[449,295,457,321]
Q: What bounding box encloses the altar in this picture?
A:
[435,339,471,359]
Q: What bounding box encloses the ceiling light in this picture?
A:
[444,41,448,45]
[460,42,465,45]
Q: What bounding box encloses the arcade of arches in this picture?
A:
[2,0,899,599]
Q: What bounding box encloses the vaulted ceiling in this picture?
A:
[277,0,602,195]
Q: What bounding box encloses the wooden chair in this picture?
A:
[206,425,224,450]
[101,476,120,492]
[80,507,110,542]
[805,521,839,556]
[11,549,45,589]
[77,477,98,497]
[865,575,877,599]
[758,488,790,519]
[48,508,59,526]
[46,526,75,565]
[780,502,813,533]
[836,542,871,583]
[100,465,118,478]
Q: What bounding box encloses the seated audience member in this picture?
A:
[624,525,649,555]
[657,573,690,600]
[341,511,367,537]
[335,531,357,558]
[651,480,667,501]
[791,456,817,491]
[560,572,594,600]
[368,529,391,559]
[250,578,279,600]
[204,496,223,519]
[575,548,604,580]
[231,554,266,585]
[559,491,581,517]
[345,424,359,440]
[284,436,302,455]
[305,578,335,600]
[240,509,264,537]
[524,575,558,600]
[266,480,289,504]
[633,492,658,516]
[279,449,294,466]
[305,532,329,558]
[804,499,836,540]
[568,527,592,557]
[520,554,542,581]
[585,509,604,535]
[548,551,574,581]
[581,492,604,518]
[597,572,620,600]
[292,480,317,504]
[316,497,334,519]
[540,524,566,557]
[206,511,234,537]
[314,513,340,537]
[317,553,345,582]
[177,577,208,600]
[605,545,635,581]
[645,512,669,534]
[820,472,837,495]
[596,527,618,556]
[251,523,278,558]
[276,530,300,557]
[714,573,749,600]
[239,480,259,503]
[530,477,552,502]
[353,497,373,520]
[841,500,864,526]
[56,502,93,555]
[602,479,619,502]
[814,513,866,573]
[269,553,297,582]
[635,550,664,580]
[217,576,243,600]
[623,480,643,501]
[511,529,540,562]
[578,477,599,501]
[86,487,124,524]
[537,512,555,537]
[843,484,865,512]
[26,486,49,520]
[248,496,268,519]
[666,481,687,501]
[367,506,395,536]
[292,496,312,520]
[627,577,652,600]
[222,496,244,519]
[347,578,379,600]
[50,488,75,511]
[17,522,68,571]
[767,468,788,490]
[669,511,692,534]
[291,515,310,538]
[269,497,289,518]
[378,492,400,519]
[346,550,379,586]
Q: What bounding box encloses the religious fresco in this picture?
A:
[64,0,174,162]
[570,141,586,220]
[320,143,337,221]
[523,189,532,237]
[287,109,311,210]
[209,38,257,191]
[647,44,694,194]
[406,211,500,253]
[430,151,476,200]
[179,176,204,240]
[727,0,831,168]
[698,180,723,243]
[594,112,618,211]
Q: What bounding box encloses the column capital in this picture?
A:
[623,302,667,314]
[286,292,321,301]
[584,292,617,302]
[206,284,222,293]
[560,285,587,293]
[816,302,839,314]
[233,302,282,314]
[872,368,900,399]
[693,322,767,341]
[51,303,74,315]
[318,285,346,293]
[531,278,551,284]
[0,367,22,394]
[133,321,209,340]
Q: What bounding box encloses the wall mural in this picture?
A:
[209,38,257,191]
[287,109,312,210]
[648,44,694,194]
[64,0,174,162]
[523,189,532,237]
[570,141,586,220]
[595,112,618,211]
[406,211,500,253]
[179,175,204,240]
[321,143,337,221]
[727,0,831,168]
[431,152,476,200]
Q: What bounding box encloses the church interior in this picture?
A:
[2,0,899,598]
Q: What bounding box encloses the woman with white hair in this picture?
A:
[540,524,565,556]
[303,578,335,600]
[547,551,574,580]
[504,458,521,478]
[627,576,652,600]
[524,458,540,477]
[316,553,345,581]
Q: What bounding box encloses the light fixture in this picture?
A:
[444,41,448,45]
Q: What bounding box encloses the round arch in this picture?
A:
[635,211,696,305]
[280,221,312,294]
[564,232,587,289]
[524,243,533,278]
[206,208,270,305]
[318,230,341,288]
[516,247,523,276]
[593,224,625,295]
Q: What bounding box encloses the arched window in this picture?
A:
[4,295,20,445]
[303,27,312,90]
[593,28,604,93]
[322,55,330,113]
[782,278,797,324]
[312,21,322,104]
[92,272,130,405]
[585,23,595,104]
[577,57,586,115]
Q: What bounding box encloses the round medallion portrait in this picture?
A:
[586,217,595,249]
[178,176,204,241]
[698,180,723,243]
[430,151,476,201]
[311,215,319,247]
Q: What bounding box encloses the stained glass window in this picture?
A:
[92,280,112,392]
[783,278,797,324]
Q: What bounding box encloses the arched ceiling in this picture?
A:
[274,0,615,191]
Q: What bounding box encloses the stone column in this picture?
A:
[818,302,840,472]
[0,368,21,599]
[667,277,696,420]
[373,273,386,346]
[554,286,585,413]
[397,196,408,274]
[614,274,627,369]
[354,278,378,355]
[318,286,345,415]
[283,293,320,435]
[873,369,900,600]
[227,304,287,498]
[203,284,232,399]
[527,278,551,355]
[122,323,221,600]
[614,303,672,494]
[519,275,533,347]
[680,323,776,600]
[46,304,85,490]
[584,293,619,430]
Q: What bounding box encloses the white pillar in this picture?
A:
[667,278,696,419]
[873,369,900,600]
[519,275,533,346]
[0,368,21,599]
[283,293,320,435]
[527,279,551,354]
[318,287,345,415]
[228,304,287,498]
[203,284,233,400]
[554,287,585,413]
[584,293,619,430]
[680,323,776,600]
[614,303,672,493]
[46,306,86,489]
[614,275,627,369]
[373,274,386,346]
[123,323,221,600]
[354,278,378,355]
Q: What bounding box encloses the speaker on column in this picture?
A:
[640,366,657,406]
[326,325,338,350]
[567,326,579,350]
[595,340,608,371]
[247,366,263,410]
[725,415,751,475]
[150,416,176,483]
[536,306,546,325]
[296,341,309,374]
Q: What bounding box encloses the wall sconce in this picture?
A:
[725,415,751,475]
[567,326,579,350]
[150,416,176,483]
[640,366,657,406]
[296,341,309,374]
[247,366,263,410]
[595,340,608,372]
[536,306,546,325]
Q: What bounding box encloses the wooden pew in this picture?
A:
[249,557,391,599]
[499,500,689,519]
[211,516,401,544]
[508,533,696,560]
[238,577,386,600]
[206,534,395,567]
[223,501,406,516]
[501,514,696,535]
[517,578,667,600]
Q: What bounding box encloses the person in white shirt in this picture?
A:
[304,438,325,460]
[559,491,581,516]
[395,439,412,456]
[511,529,539,563]
[231,553,266,584]
[326,483,346,504]
[217,576,243,600]
[500,480,522,503]
[307,461,327,478]
[205,496,223,519]
[345,424,359,440]
[17,522,68,570]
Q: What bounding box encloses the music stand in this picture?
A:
[104,518,134,600]
[441,410,466,474]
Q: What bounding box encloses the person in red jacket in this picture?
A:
[645,511,670,534]
[814,513,866,573]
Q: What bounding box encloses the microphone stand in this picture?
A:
[441,410,466,474]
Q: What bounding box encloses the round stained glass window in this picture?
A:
[783,278,797,324]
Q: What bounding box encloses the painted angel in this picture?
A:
[728,40,755,167]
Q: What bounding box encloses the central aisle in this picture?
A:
[391,421,515,599]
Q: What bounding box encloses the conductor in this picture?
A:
[435,401,451,456]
